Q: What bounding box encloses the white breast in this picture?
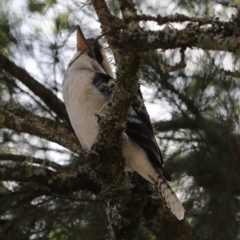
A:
[62,69,106,150]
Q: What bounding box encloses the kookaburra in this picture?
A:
[62,26,184,220]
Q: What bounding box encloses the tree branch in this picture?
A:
[0,101,77,143]
[90,10,240,54]
[159,48,186,72]
[153,117,197,132]
[91,0,118,34]
[0,161,101,195]
[135,24,238,52]
[117,0,136,20]
[153,116,225,133]
[91,0,124,56]
[0,107,81,154]
[91,1,149,238]
[129,13,227,26]
[220,68,240,78]
[0,53,68,120]
[0,154,62,171]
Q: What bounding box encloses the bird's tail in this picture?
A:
[155,172,185,220]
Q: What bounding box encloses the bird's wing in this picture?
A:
[92,73,171,181]
[126,91,171,181]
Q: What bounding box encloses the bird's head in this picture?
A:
[67,25,113,78]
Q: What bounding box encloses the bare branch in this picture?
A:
[91,0,118,33]
[91,0,124,55]
[90,1,150,238]
[159,48,186,72]
[129,13,225,26]
[0,101,77,143]
[153,117,197,132]
[0,161,101,195]
[0,107,81,154]
[0,154,62,171]
[219,68,240,78]
[0,53,68,120]
[134,24,238,52]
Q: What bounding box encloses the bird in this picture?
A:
[62,25,185,220]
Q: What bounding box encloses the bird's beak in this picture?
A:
[76,25,91,55]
